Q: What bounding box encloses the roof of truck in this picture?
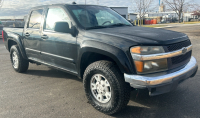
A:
[31,4,106,9]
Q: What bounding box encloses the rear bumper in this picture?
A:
[124,56,198,96]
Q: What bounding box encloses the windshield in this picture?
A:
[67,5,132,29]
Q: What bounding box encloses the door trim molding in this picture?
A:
[25,48,75,63]
[28,57,78,75]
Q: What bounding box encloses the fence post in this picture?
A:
[142,19,143,25]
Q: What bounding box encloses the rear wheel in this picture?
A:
[83,61,131,115]
[10,45,29,73]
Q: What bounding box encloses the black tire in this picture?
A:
[10,45,29,73]
[83,61,131,115]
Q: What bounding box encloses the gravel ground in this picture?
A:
[0,25,200,118]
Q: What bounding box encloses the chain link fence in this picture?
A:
[130,16,199,26]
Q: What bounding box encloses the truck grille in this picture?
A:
[171,51,192,65]
[167,40,191,52]
[165,40,192,70]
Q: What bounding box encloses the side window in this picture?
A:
[28,9,43,29]
[45,8,71,31]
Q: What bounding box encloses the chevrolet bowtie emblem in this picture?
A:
[182,47,187,54]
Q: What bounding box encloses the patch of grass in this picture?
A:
[142,25,167,28]
[183,21,200,24]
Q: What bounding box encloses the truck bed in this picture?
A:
[3,28,23,36]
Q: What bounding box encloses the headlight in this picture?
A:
[130,46,165,55]
[134,59,168,74]
[130,46,168,74]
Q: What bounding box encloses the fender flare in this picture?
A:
[77,40,135,77]
[7,32,28,59]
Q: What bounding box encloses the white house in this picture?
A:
[110,7,128,19]
[128,13,137,21]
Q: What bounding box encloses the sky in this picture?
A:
[0,0,199,18]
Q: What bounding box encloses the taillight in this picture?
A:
[2,31,4,42]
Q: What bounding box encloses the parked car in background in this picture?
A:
[2,3,198,115]
[1,21,25,28]
[0,21,3,38]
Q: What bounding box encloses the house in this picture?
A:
[110,7,128,19]
[128,13,137,21]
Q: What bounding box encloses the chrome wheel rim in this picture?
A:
[90,74,112,103]
[12,51,19,69]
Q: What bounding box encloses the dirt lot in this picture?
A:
[0,25,200,118]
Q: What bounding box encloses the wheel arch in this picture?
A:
[78,41,134,78]
[7,34,28,60]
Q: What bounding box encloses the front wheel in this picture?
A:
[83,61,130,115]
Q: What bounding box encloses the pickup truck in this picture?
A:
[2,3,198,115]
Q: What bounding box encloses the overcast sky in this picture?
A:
[0,0,199,17]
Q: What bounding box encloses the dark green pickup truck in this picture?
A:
[2,3,198,115]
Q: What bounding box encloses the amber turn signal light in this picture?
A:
[134,61,144,72]
[131,47,141,54]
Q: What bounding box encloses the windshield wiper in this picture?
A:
[108,23,131,27]
[86,26,107,30]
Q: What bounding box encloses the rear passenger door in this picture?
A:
[23,9,44,62]
[41,7,77,74]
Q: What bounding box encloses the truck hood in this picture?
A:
[87,26,189,45]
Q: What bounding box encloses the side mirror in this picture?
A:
[54,22,71,33]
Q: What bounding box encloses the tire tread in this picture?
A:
[10,45,29,73]
[83,60,130,115]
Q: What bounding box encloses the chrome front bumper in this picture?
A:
[125,56,198,95]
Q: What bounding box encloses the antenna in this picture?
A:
[85,0,86,5]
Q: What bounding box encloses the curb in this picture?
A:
[154,23,200,28]
[155,26,174,28]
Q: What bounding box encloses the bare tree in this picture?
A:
[163,0,192,23]
[131,0,154,26]
[192,4,200,11]
[0,0,4,8]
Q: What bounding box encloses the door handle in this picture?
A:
[41,35,48,39]
[25,32,30,37]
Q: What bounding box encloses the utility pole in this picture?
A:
[139,0,141,26]
[142,0,144,25]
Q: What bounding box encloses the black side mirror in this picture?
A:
[54,22,71,33]
[71,26,79,37]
